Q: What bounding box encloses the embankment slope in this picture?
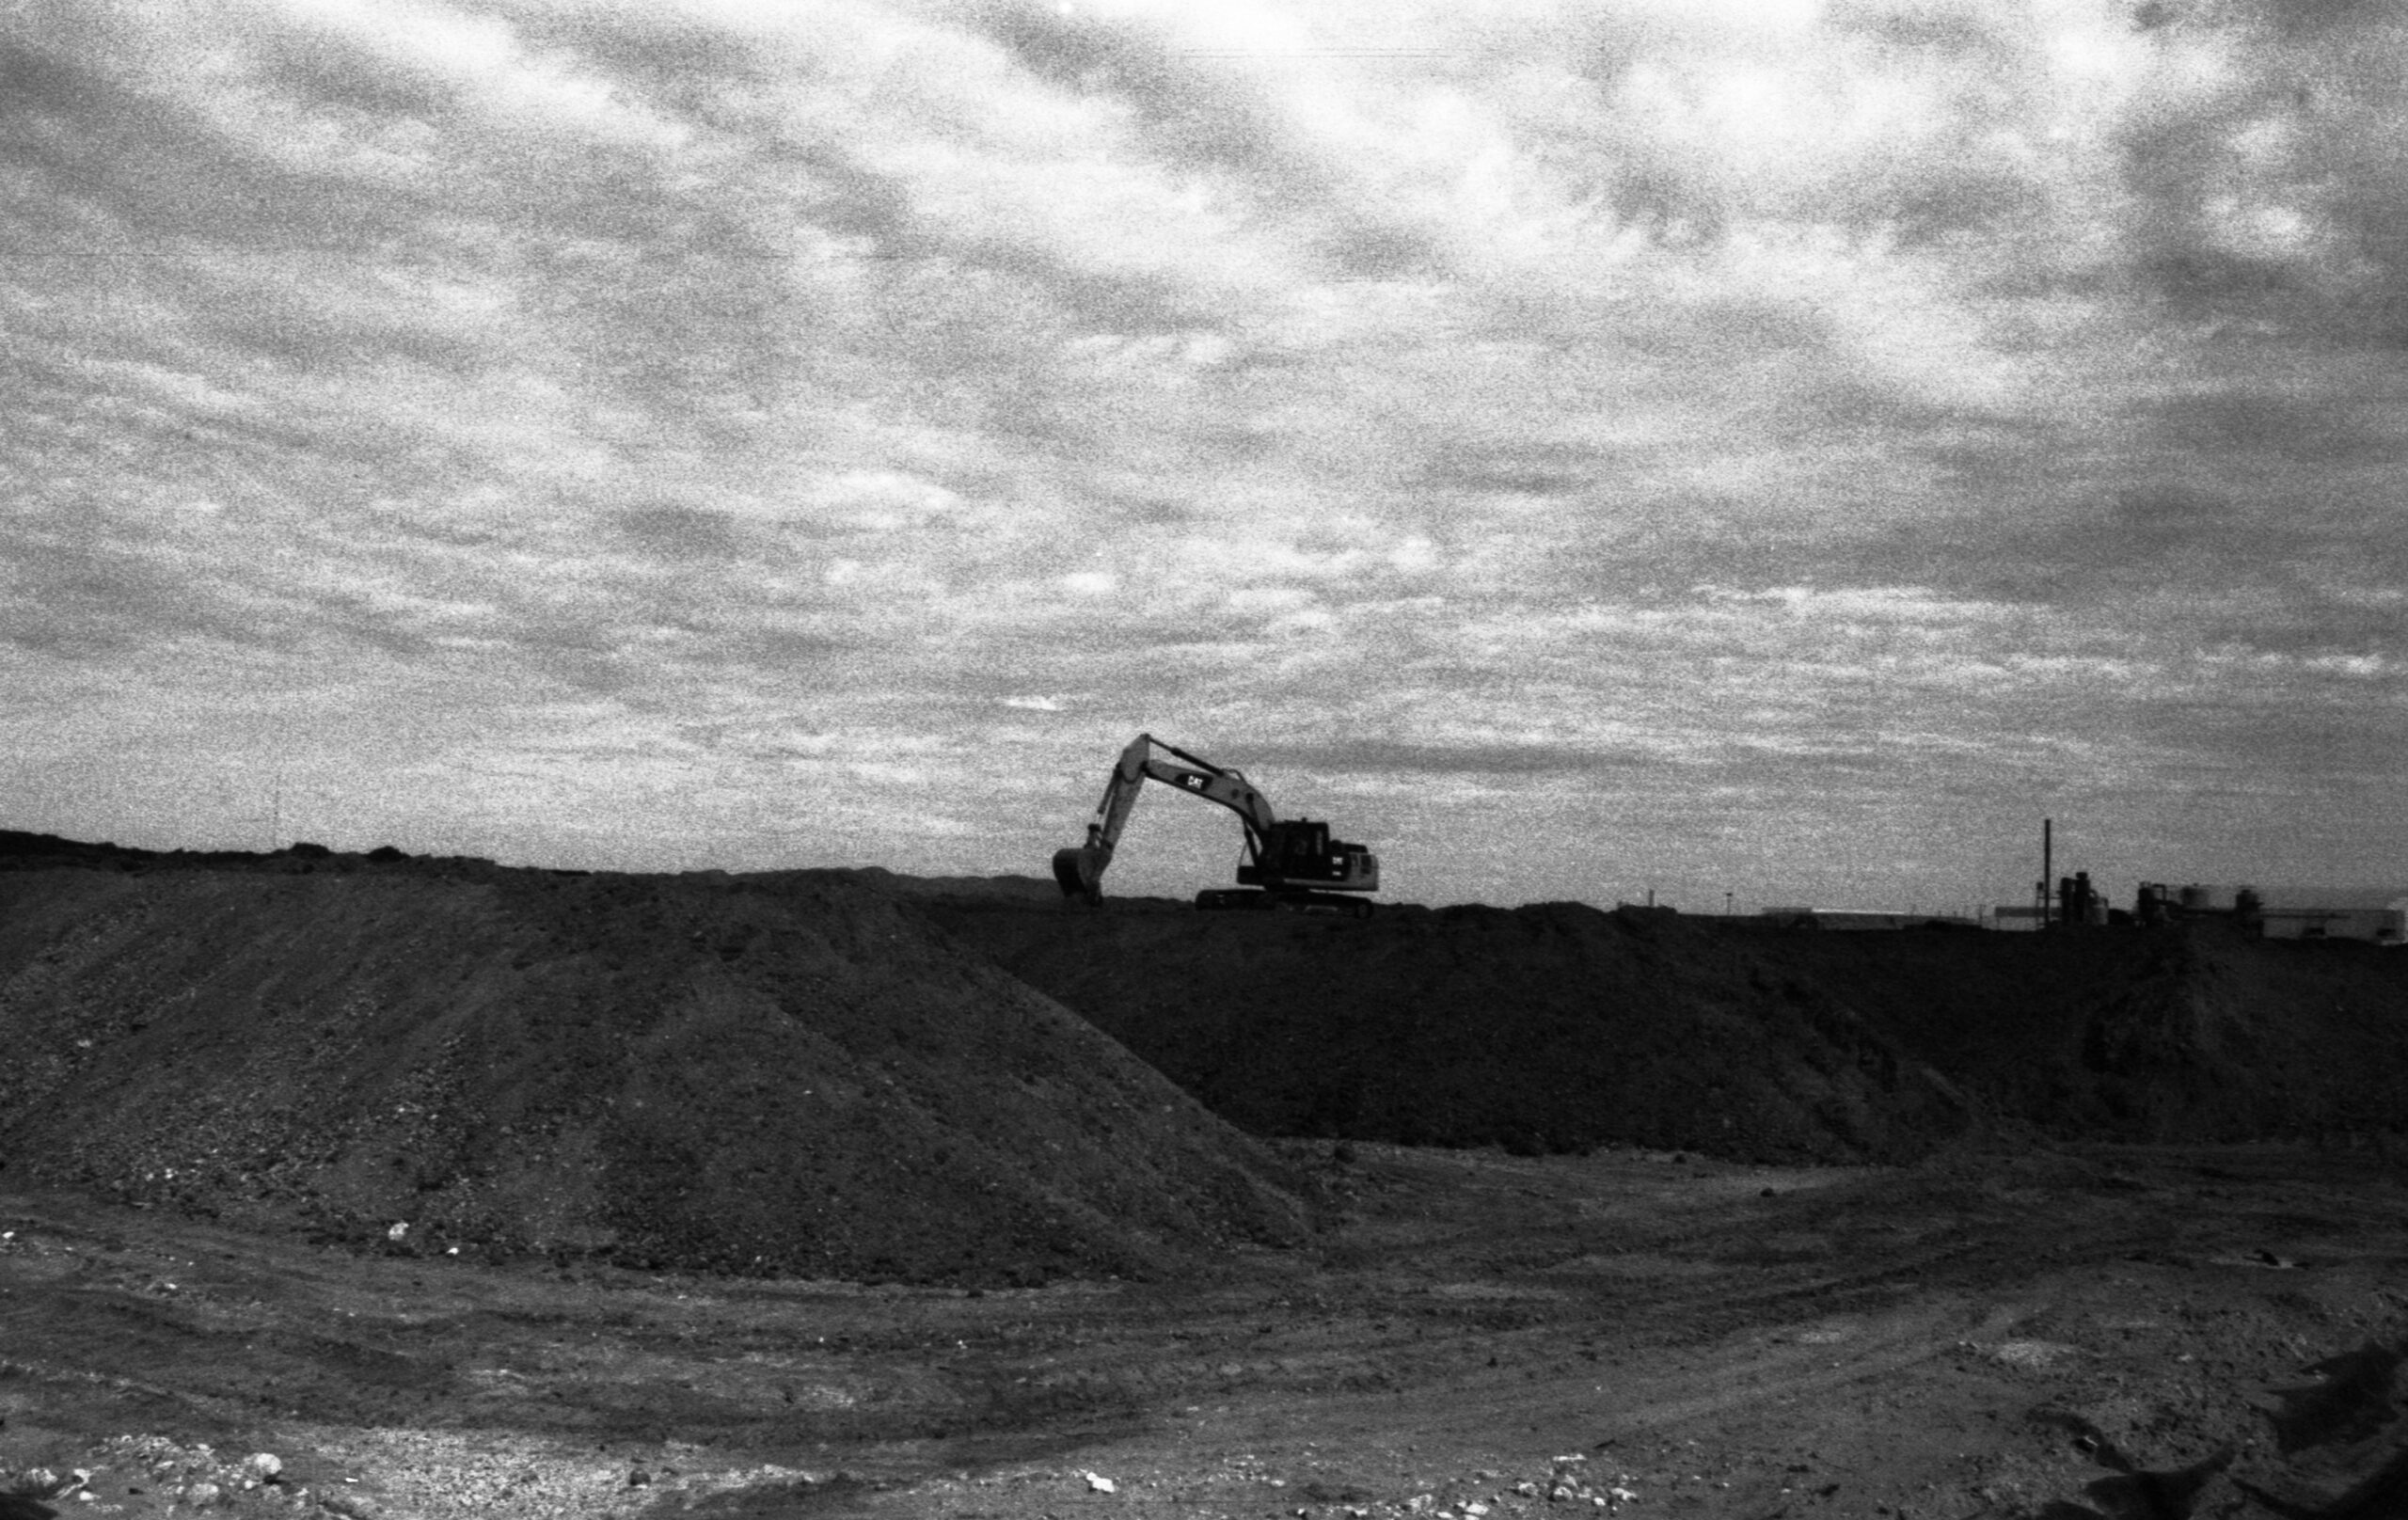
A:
[0,858,1308,1283]
[925,896,2408,1159]
[923,897,1975,1163]
[1750,922,2408,1143]
[9,835,2405,1288]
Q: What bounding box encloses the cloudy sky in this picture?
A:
[7,0,2406,910]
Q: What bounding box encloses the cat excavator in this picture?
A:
[1052,734,1381,916]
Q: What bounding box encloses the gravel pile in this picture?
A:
[0,856,1310,1285]
[4,1437,302,1512]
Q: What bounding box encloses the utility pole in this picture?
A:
[2040,816,2052,929]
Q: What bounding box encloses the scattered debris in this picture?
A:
[1992,1339,2082,1370]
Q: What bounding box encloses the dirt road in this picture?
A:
[6,1140,2403,1520]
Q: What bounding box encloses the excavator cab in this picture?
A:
[1236,818,1379,893]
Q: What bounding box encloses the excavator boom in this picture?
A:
[1052,733,1379,911]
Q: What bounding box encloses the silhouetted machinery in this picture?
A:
[1052,734,1380,916]
[2135,881,2262,926]
[2059,870,2103,927]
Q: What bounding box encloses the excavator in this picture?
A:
[1052,734,1381,916]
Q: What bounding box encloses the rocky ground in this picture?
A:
[2,1142,2404,1520]
[1,837,2404,1519]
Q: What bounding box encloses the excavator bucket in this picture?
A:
[1052,846,1104,904]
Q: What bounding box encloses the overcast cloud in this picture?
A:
[6,0,2406,909]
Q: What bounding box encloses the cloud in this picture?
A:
[4,0,2407,905]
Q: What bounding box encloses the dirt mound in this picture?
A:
[929,896,2408,1161]
[1749,922,2408,1144]
[923,897,1975,1163]
[9,834,2400,1284]
[840,866,1062,902]
[2232,1339,2408,1517]
[0,860,1309,1284]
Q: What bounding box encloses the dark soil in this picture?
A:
[0,848,1308,1286]
[10,832,2406,1298]
[4,1142,2405,1520]
[5,837,2408,1520]
[1745,920,2408,1144]
[922,895,2408,1162]
[923,895,1974,1163]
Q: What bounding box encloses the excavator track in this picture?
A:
[1195,888,1375,919]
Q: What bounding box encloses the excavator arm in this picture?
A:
[1052,733,1379,910]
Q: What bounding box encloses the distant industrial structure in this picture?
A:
[1749,819,2407,944]
[1703,821,2399,942]
[1772,884,2408,943]
[2256,891,2408,944]
[2138,883,2408,945]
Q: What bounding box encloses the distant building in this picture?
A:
[2173,884,2253,914]
[1991,878,2107,932]
[2135,882,2259,926]
[2136,883,2406,944]
[2254,890,2408,945]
